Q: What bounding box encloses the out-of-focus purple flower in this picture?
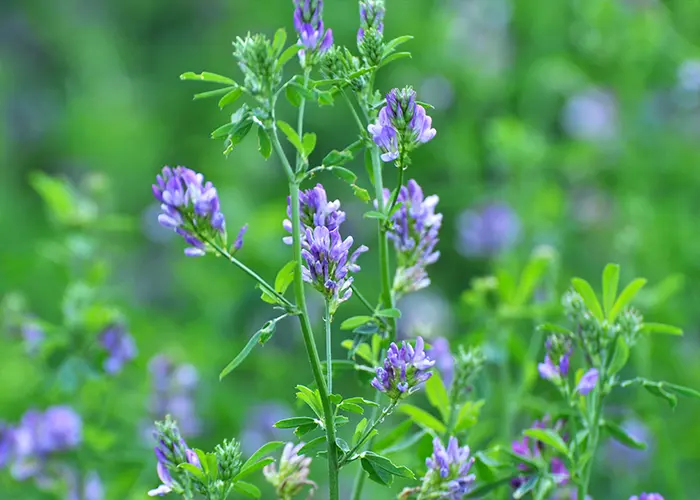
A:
[538,336,572,384]
[152,166,232,257]
[293,0,333,64]
[678,60,700,92]
[576,368,599,395]
[99,323,137,375]
[83,471,104,500]
[605,418,651,469]
[629,494,664,500]
[67,469,105,500]
[20,318,44,355]
[562,88,617,142]
[368,88,436,164]
[148,355,201,437]
[456,202,520,258]
[358,0,384,41]
[371,336,435,400]
[283,184,346,245]
[419,436,476,499]
[264,442,317,499]
[241,403,293,456]
[0,422,13,468]
[383,180,442,297]
[301,226,367,312]
[233,224,247,252]
[397,291,453,340]
[511,418,569,490]
[427,337,454,387]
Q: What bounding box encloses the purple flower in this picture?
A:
[263,442,317,499]
[382,180,442,296]
[20,318,44,356]
[420,436,476,499]
[301,225,368,312]
[233,224,248,252]
[152,166,233,257]
[511,418,569,490]
[456,202,520,258]
[577,368,599,395]
[371,336,435,400]
[0,422,13,469]
[99,323,137,375]
[148,355,201,437]
[293,0,333,64]
[150,417,199,496]
[562,88,618,142]
[241,403,293,456]
[427,337,454,387]
[630,494,664,500]
[67,469,105,500]
[358,0,384,41]
[283,184,346,244]
[368,88,436,164]
[538,336,572,383]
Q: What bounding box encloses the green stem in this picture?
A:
[202,235,295,310]
[341,401,398,466]
[342,91,366,132]
[497,324,512,442]
[385,166,405,219]
[295,69,312,172]
[270,126,340,500]
[325,299,333,394]
[578,374,605,498]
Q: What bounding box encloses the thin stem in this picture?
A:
[270,125,340,500]
[202,235,295,310]
[341,401,398,466]
[325,299,333,394]
[342,91,366,132]
[385,166,405,219]
[295,69,312,172]
[497,323,513,442]
[444,378,460,440]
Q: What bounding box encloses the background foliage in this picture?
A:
[2,0,700,498]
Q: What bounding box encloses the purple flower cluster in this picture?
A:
[263,442,317,499]
[371,336,435,400]
[421,436,476,499]
[368,88,436,164]
[576,368,599,396]
[99,323,137,375]
[0,406,82,482]
[150,447,201,497]
[153,166,231,257]
[284,184,367,312]
[65,469,104,500]
[456,202,520,258]
[150,417,201,497]
[630,494,664,500]
[358,0,384,41]
[148,355,201,437]
[384,179,442,296]
[20,317,45,356]
[538,336,572,383]
[511,418,569,490]
[293,0,333,62]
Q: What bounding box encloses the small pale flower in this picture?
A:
[629,494,664,500]
[293,0,333,65]
[371,336,435,400]
[99,323,137,375]
[577,368,599,395]
[538,335,572,384]
[263,442,317,500]
[418,436,476,499]
[283,183,346,244]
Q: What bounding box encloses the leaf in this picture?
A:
[233,457,274,480]
[643,384,677,409]
[219,328,265,379]
[338,401,364,414]
[363,210,386,220]
[241,441,284,471]
[233,481,261,498]
[607,335,630,376]
[323,149,354,166]
[30,172,77,224]
[276,120,304,155]
[513,253,550,306]
[296,385,324,418]
[218,87,243,109]
[663,381,700,399]
[513,475,539,499]
[641,323,683,336]
[343,397,380,407]
[375,308,401,318]
[361,452,415,479]
[609,278,647,322]
[257,127,272,159]
[454,400,485,432]
[383,35,414,55]
[316,90,335,106]
[259,286,278,305]
[277,44,301,67]
[226,120,254,149]
[602,263,620,319]
[373,420,413,453]
[571,277,604,322]
[425,370,450,422]
[347,66,376,80]
[285,84,303,107]
[194,450,210,475]
[335,415,350,427]
[207,454,219,480]
[380,51,411,67]
[352,184,371,203]
[603,420,647,450]
[353,418,368,447]
[275,261,297,294]
[361,456,393,485]
[272,28,287,55]
[302,133,317,157]
[341,340,374,364]
[274,417,318,429]
[336,438,350,454]
[464,477,513,498]
[178,463,205,481]
[536,323,572,335]
[399,405,446,434]
[299,436,327,456]
[328,166,357,184]
[340,316,374,330]
[180,71,236,85]
[193,86,237,100]
[523,428,569,456]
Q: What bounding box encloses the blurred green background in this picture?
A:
[2,0,700,498]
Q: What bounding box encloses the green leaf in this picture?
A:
[295,423,318,437]
[399,404,446,434]
[663,381,700,399]
[602,263,620,319]
[275,261,297,294]
[609,278,647,322]
[361,452,415,479]
[341,339,373,364]
[274,417,318,429]
[207,454,219,480]
[328,166,357,184]
[257,127,272,159]
[296,385,324,418]
[425,370,450,422]
[607,335,630,376]
[299,436,327,456]
[233,481,261,498]
[193,86,237,100]
[276,120,304,155]
[178,463,205,481]
[352,184,371,203]
[361,456,393,485]
[226,120,254,150]
[363,210,386,220]
[383,35,414,55]
[315,90,335,106]
[233,457,274,481]
[603,420,647,450]
[536,323,572,335]
[336,437,350,454]
[277,44,301,67]
[513,475,539,499]
[259,286,279,305]
[194,450,210,475]
[524,428,569,456]
[218,87,243,109]
[272,28,287,55]
[347,66,376,80]
[340,316,374,330]
[353,418,368,447]
[618,377,700,407]
[380,51,411,67]
[180,71,236,85]
[338,401,364,414]
[285,84,303,107]
[343,397,380,407]
[323,149,354,166]
[219,328,266,379]
[571,277,604,322]
[302,133,317,157]
[454,400,485,432]
[513,253,550,306]
[375,308,401,319]
[464,477,513,498]
[374,420,413,453]
[335,415,350,427]
[30,172,77,224]
[641,323,683,336]
[241,441,284,471]
[643,384,677,409]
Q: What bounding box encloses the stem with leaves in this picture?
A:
[577,363,607,499]
[340,401,398,467]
